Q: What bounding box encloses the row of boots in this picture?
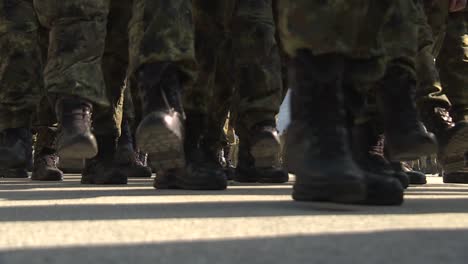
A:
[284,53,440,205]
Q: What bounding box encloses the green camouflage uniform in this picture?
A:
[278,0,420,132]
[125,0,196,131]
[415,0,451,108]
[128,0,196,82]
[281,1,416,92]
[278,0,412,84]
[437,9,468,121]
[0,0,43,131]
[190,0,283,149]
[33,0,133,137]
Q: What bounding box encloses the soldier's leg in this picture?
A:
[228,0,287,184]
[33,0,112,160]
[81,0,144,185]
[115,80,152,178]
[0,0,42,178]
[128,0,199,187]
[438,11,468,122]
[416,0,451,111]
[438,11,468,182]
[32,96,64,181]
[279,0,418,205]
[31,24,65,181]
[278,0,372,204]
[151,0,230,190]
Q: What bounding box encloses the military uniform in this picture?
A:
[0,0,42,177]
[190,0,282,132]
[0,0,42,132]
[278,0,438,205]
[437,9,468,182]
[33,0,131,138]
[438,9,468,121]
[415,0,451,109]
[189,0,286,183]
[33,0,154,184]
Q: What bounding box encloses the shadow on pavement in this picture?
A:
[1,229,467,264]
[0,186,293,200]
[1,197,468,222]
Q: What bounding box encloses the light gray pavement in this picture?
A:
[0,175,467,264]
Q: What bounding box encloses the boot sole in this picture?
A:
[0,168,29,178]
[364,188,404,206]
[136,117,185,176]
[258,174,289,184]
[293,181,366,204]
[81,175,128,185]
[57,135,98,160]
[0,148,27,168]
[234,172,289,184]
[31,173,63,181]
[154,171,227,191]
[407,172,427,185]
[443,171,468,183]
[251,137,281,168]
[121,166,153,178]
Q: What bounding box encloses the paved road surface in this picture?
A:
[1,176,467,264]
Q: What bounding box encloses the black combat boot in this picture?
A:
[115,119,152,178]
[234,122,288,184]
[154,112,227,190]
[0,128,32,178]
[421,106,468,175]
[55,97,98,160]
[135,63,185,176]
[377,65,438,161]
[81,135,127,184]
[391,162,427,185]
[286,52,366,203]
[352,122,409,189]
[443,151,468,183]
[31,127,63,181]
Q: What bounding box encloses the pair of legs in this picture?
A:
[180,0,286,188]
[33,0,155,184]
[0,0,42,178]
[278,0,437,205]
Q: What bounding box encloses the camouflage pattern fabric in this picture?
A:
[189,0,283,149]
[34,0,132,137]
[128,0,196,82]
[415,0,451,108]
[278,0,398,59]
[0,0,43,131]
[437,10,468,121]
[34,0,110,107]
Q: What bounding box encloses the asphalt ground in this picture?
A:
[1,176,467,264]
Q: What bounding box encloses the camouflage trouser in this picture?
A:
[437,11,468,121]
[279,0,419,127]
[278,0,413,86]
[190,0,283,148]
[415,0,451,108]
[34,0,132,137]
[0,0,43,131]
[127,0,196,81]
[124,0,196,130]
